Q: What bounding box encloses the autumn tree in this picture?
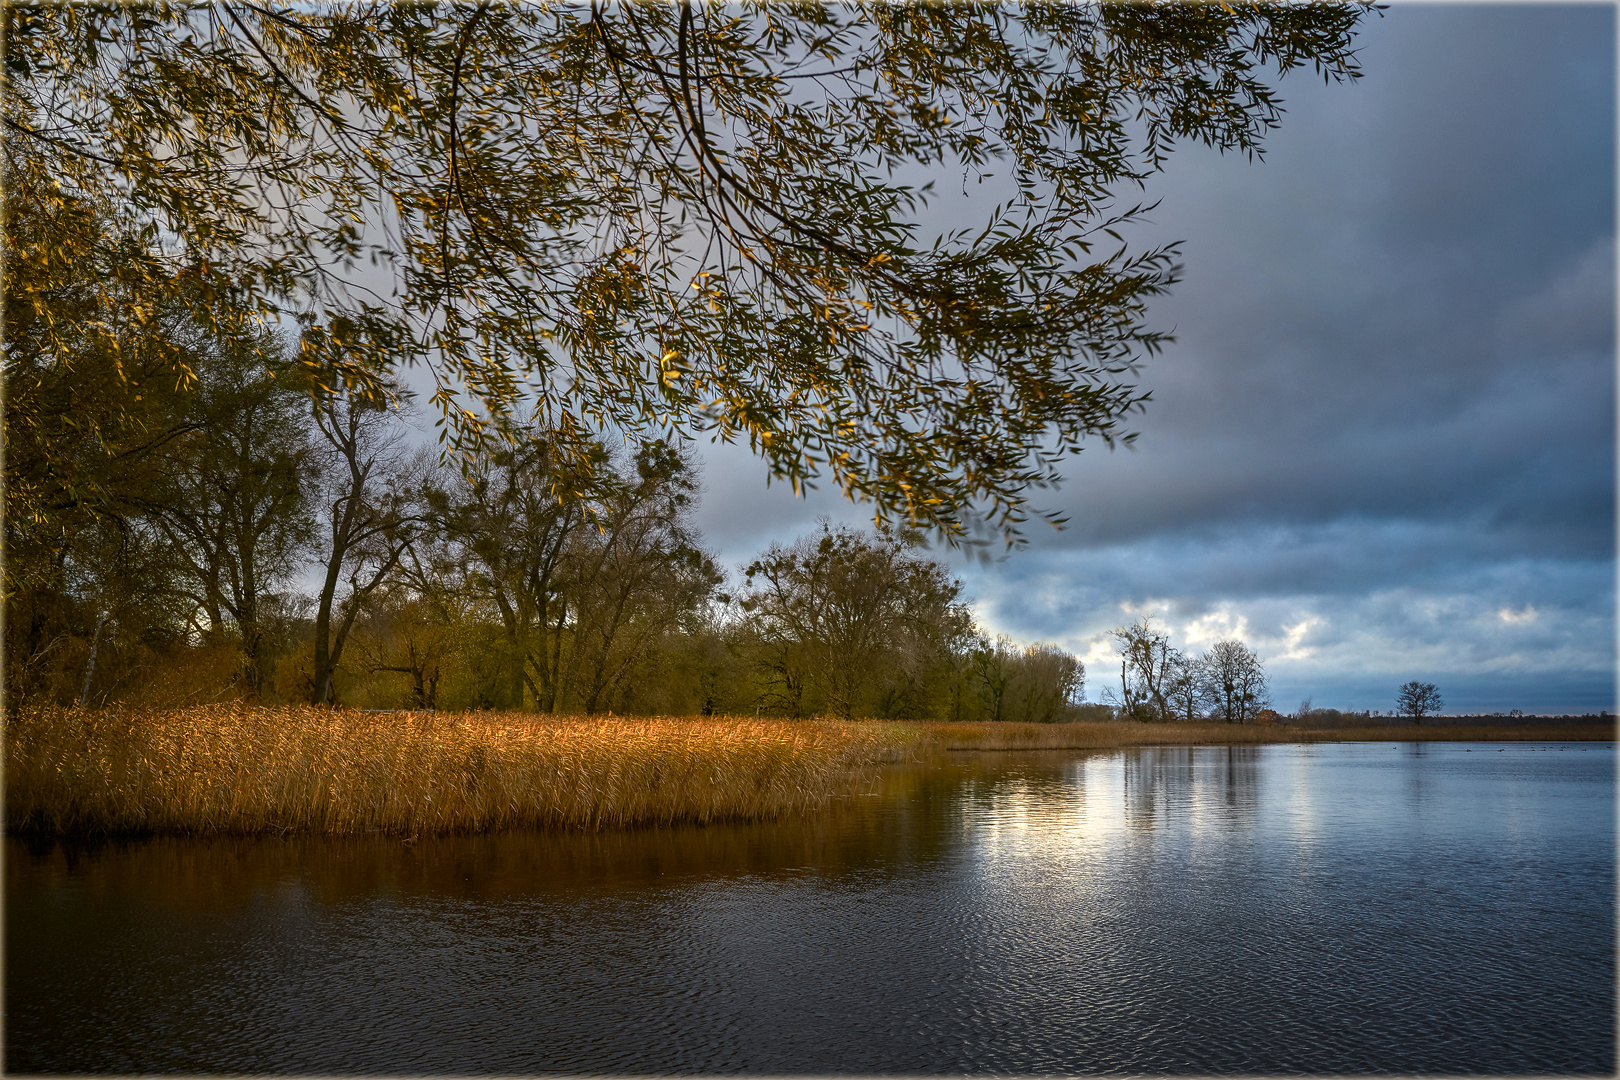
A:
[563,442,720,715]
[424,436,602,710]
[417,432,716,712]
[350,584,450,710]
[1005,642,1085,724]
[971,634,1020,724]
[932,627,985,724]
[870,586,976,721]
[740,524,969,719]
[4,3,1371,544]
[618,601,747,718]
[2,153,218,702]
[143,331,316,696]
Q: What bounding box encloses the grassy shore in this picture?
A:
[6,706,1610,837]
[4,705,918,837]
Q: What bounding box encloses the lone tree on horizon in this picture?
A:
[1396,681,1444,724]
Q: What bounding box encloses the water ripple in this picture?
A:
[7,742,1613,1075]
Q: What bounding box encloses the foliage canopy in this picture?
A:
[4,1,1369,542]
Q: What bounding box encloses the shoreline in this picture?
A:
[6,706,1611,839]
[912,719,1616,752]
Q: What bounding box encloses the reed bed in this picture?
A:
[909,719,1617,751]
[5,705,917,837]
[9,708,1607,838]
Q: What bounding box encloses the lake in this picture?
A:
[7,741,1613,1075]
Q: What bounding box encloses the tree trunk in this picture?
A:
[77,610,108,707]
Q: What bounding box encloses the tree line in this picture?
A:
[6,309,1090,722]
[1106,617,1273,723]
[7,4,1374,720]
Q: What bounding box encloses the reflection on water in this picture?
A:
[1120,744,1261,830]
[8,742,1614,1075]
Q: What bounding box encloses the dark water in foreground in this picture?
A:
[7,742,1615,1075]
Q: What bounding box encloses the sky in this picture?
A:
[686,3,1617,716]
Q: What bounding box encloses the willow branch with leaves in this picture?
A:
[3,1,1371,544]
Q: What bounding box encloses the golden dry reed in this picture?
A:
[5,705,918,838]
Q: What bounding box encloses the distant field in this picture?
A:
[1289,712,1613,729]
[6,706,1611,837]
[911,719,1617,751]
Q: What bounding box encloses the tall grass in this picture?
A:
[5,705,916,837]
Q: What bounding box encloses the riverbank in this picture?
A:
[7,706,1611,837]
[917,718,1618,751]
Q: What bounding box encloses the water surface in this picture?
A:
[8,741,1614,1074]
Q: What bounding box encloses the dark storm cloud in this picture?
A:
[967,521,1614,713]
[689,5,1616,712]
[1037,2,1616,552]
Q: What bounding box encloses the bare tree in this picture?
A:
[1205,640,1270,724]
[1396,681,1444,724]
[307,391,427,704]
[1109,617,1176,721]
[1164,649,1215,723]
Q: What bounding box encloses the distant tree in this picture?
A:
[351,586,449,710]
[1204,640,1270,724]
[1108,617,1176,721]
[1005,643,1085,724]
[869,598,977,721]
[971,634,1020,724]
[306,389,428,704]
[1396,681,1444,724]
[933,629,986,724]
[425,435,604,710]
[564,442,721,715]
[1164,649,1216,723]
[629,610,747,719]
[416,434,717,713]
[740,524,968,719]
[144,329,317,697]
